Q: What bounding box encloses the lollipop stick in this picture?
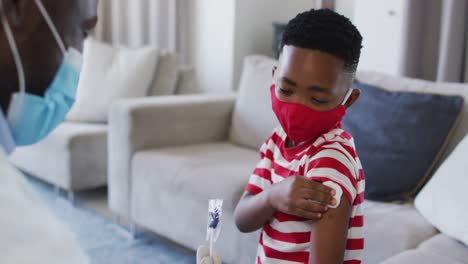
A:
[209,229,214,257]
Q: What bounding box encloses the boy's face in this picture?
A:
[273,45,360,112]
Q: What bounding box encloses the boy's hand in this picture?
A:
[267,176,337,220]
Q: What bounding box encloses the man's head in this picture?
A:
[274,9,363,112]
[0,0,98,112]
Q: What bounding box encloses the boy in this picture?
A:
[234,9,365,264]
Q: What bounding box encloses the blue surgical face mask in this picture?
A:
[0,0,82,153]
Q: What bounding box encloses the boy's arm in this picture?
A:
[234,176,336,233]
[234,191,275,233]
[309,195,352,264]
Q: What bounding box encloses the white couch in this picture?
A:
[9,51,195,193]
[108,55,468,263]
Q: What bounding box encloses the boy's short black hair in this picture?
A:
[281,9,363,73]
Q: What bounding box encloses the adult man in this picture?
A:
[0,0,97,263]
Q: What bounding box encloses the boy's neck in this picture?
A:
[286,138,302,148]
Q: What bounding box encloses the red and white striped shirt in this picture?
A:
[245,126,365,264]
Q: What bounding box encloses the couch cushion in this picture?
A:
[344,81,463,201]
[381,234,468,264]
[419,234,468,262]
[356,71,468,162]
[132,142,259,211]
[415,134,468,246]
[229,55,278,150]
[362,200,438,264]
[9,122,108,190]
[131,142,438,264]
[381,251,458,264]
[131,142,260,263]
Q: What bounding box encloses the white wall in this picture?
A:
[335,0,356,19]
[187,0,315,93]
[353,0,411,76]
[335,0,417,77]
[232,0,315,91]
[187,0,236,93]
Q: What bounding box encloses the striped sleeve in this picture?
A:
[245,139,274,195]
[305,145,358,204]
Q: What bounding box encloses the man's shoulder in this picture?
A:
[0,155,88,263]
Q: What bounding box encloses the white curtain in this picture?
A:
[94,0,188,61]
[436,0,468,82]
[405,0,468,83]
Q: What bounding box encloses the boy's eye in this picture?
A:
[311,98,329,104]
[279,88,293,96]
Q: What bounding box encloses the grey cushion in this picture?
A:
[9,122,108,190]
[362,200,438,264]
[344,81,463,201]
[229,55,278,150]
[356,71,468,164]
[132,142,258,211]
[131,142,260,264]
[175,65,199,94]
[381,234,468,264]
[382,251,459,264]
[149,51,180,96]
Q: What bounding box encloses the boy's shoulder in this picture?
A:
[262,126,287,148]
[308,128,360,168]
[313,128,356,150]
[307,128,363,183]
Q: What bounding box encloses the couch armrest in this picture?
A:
[108,93,237,218]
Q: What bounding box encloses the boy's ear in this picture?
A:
[344,89,361,109]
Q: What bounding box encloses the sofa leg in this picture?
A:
[67,191,75,205]
[112,213,138,239]
[113,214,121,225]
[129,222,137,239]
[53,185,60,196]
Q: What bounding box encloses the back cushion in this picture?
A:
[344,81,463,201]
[356,71,468,161]
[175,66,198,94]
[67,37,159,123]
[148,51,180,96]
[415,134,468,247]
[229,56,278,150]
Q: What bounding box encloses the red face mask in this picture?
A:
[271,84,352,143]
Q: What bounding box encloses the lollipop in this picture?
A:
[206,199,223,257]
